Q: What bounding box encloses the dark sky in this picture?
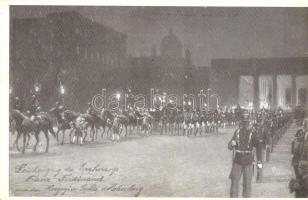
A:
[11,6,308,66]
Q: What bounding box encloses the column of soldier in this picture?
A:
[10,93,246,148]
[228,107,293,198]
[290,114,308,197]
[10,93,290,142]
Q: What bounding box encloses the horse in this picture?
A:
[10,109,56,154]
[96,115,112,138]
[49,108,79,145]
[79,112,101,142]
[123,110,139,134]
[101,110,116,138]
[148,109,161,132]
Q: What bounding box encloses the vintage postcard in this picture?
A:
[2,0,308,198]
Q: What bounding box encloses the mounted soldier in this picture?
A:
[28,94,40,117]
[13,96,24,112]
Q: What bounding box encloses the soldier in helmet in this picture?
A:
[290,118,308,197]
[228,111,262,197]
[292,118,308,179]
[13,96,24,111]
[28,94,40,117]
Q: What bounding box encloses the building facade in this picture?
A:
[128,28,210,99]
[10,11,127,111]
[210,57,308,110]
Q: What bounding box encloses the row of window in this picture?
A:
[76,46,123,66]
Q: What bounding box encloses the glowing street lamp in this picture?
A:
[34,82,41,93]
[60,84,65,95]
[188,101,192,106]
[116,93,121,100]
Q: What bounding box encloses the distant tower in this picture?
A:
[160,27,183,60]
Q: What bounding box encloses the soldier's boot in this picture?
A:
[266,147,271,162]
[256,168,263,183]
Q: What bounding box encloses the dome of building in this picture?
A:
[160,28,183,60]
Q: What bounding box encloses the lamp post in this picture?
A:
[60,82,65,104]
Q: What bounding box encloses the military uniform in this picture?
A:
[28,95,40,116]
[290,118,308,197]
[228,113,262,197]
[13,97,24,111]
[251,121,265,183]
[292,128,305,178]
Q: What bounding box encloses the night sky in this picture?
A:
[10,6,308,66]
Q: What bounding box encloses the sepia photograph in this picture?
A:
[7,4,308,198]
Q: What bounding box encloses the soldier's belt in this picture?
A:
[235,150,252,154]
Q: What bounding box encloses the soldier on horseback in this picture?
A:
[13,96,24,112]
[28,94,40,118]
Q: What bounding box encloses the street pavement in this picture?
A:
[253,123,296,198]
[9,125,296,197]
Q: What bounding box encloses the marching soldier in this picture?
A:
[264,117,273,162]
[290,118,308,197]
[292,118,308,179]
[228,111,262,197]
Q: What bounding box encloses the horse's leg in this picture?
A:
[83,127,88,143]
[33,131,39,152]
[91,125,95,142]
[15,131,22,152]
[48,126,57,140]
[69,129,74,144]
[43,130,50,153]
[124,125,127,137]
[61,129,65,145]
[55,127,60,143]
[95,125,99,140]
[101,126,105,138]
[22,132,26,154]
[26,132,31,147]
